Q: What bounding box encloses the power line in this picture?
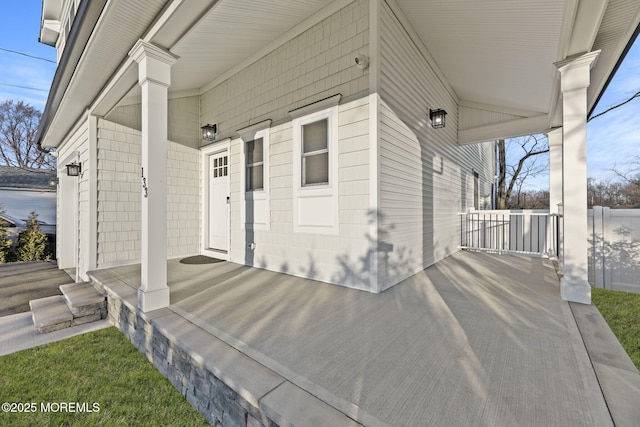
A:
[0,47,56,64]
[0,83,48,92]
[588,91,640,122]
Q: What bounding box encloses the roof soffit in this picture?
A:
[43,0,640,148]
[395,0,567,116]
[40,0,169,148]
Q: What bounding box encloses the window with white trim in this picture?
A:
[246,137,264,191]
[238,120,271,231]
[301,119,329,186]
[290,95,340,235]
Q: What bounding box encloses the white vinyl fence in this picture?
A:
[589,206,640,293]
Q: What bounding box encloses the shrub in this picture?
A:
[0,207,12,264]
[16,211,50,262]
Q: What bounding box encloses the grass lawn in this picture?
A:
[592,287,640,371]
[0,327,209,426]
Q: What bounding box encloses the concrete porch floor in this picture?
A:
[89,251,640,426]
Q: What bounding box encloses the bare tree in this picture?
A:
[493,89,640,210]
[496,135,549,209]
[0,100,54,170]
[610,155,640,206]
[588,175,640,208]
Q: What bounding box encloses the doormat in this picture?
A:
[179,255,225,265]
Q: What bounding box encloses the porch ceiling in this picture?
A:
[40,0,640,148]
[168,0,337,93]
[392,0,640,136]
[394,0,566,115]
[155,0,640,136]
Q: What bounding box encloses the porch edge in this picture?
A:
[89,268,363,426]
[570,301,640,427]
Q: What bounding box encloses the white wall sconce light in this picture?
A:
[201,123,218,141]
[354,54,369,70]
[429,109,447,129]
[66,162,82,177]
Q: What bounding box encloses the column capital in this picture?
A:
[546,127,563,147]
[129,39,179,66]
[128,40,179,87]
[554,50,600,92]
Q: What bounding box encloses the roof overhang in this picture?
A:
[39,0,63,46]
[393,0,640,144]
[38,0,640,148]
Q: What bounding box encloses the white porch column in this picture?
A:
[129,40,179,312]
[547,127,563,261]
[548,127,563,215]
[555,51,599,304]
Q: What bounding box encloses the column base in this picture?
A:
[561,278,591,304]
[138,287,170,312]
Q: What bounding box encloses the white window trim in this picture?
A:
[239,120,271,231]
[292,105,339,235]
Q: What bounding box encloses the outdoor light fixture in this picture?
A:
[66,162,81,177]
[429,109,447,129]
[201,123,217,141]
[354,53,369,70]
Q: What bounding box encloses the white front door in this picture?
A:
[208,150,229,252]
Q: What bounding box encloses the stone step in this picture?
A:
[30,295,73,334]
[60,282,107,325]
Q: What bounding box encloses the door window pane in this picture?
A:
[212,155,227,179]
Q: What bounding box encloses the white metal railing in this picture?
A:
[459,210,559,257]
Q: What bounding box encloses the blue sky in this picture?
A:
[1,3,638,188]
[587,39,640,182]
[0,1,56,110]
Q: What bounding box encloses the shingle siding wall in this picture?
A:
[167,142,200,258]
[202,0,374,290]
[377,2,494,290]
[105,95,200,149]
[200,0,369,140]
[96,119,200,268]
[96,121,142,267]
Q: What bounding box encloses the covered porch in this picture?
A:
[45,0,638,311]
[88,251,639,426]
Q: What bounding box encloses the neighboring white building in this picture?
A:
[37,0,640,310]
[0,166,56,224]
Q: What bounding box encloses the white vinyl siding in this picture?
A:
[377,1,495,290]
[201,0,374,291]
[56,118,89,276]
